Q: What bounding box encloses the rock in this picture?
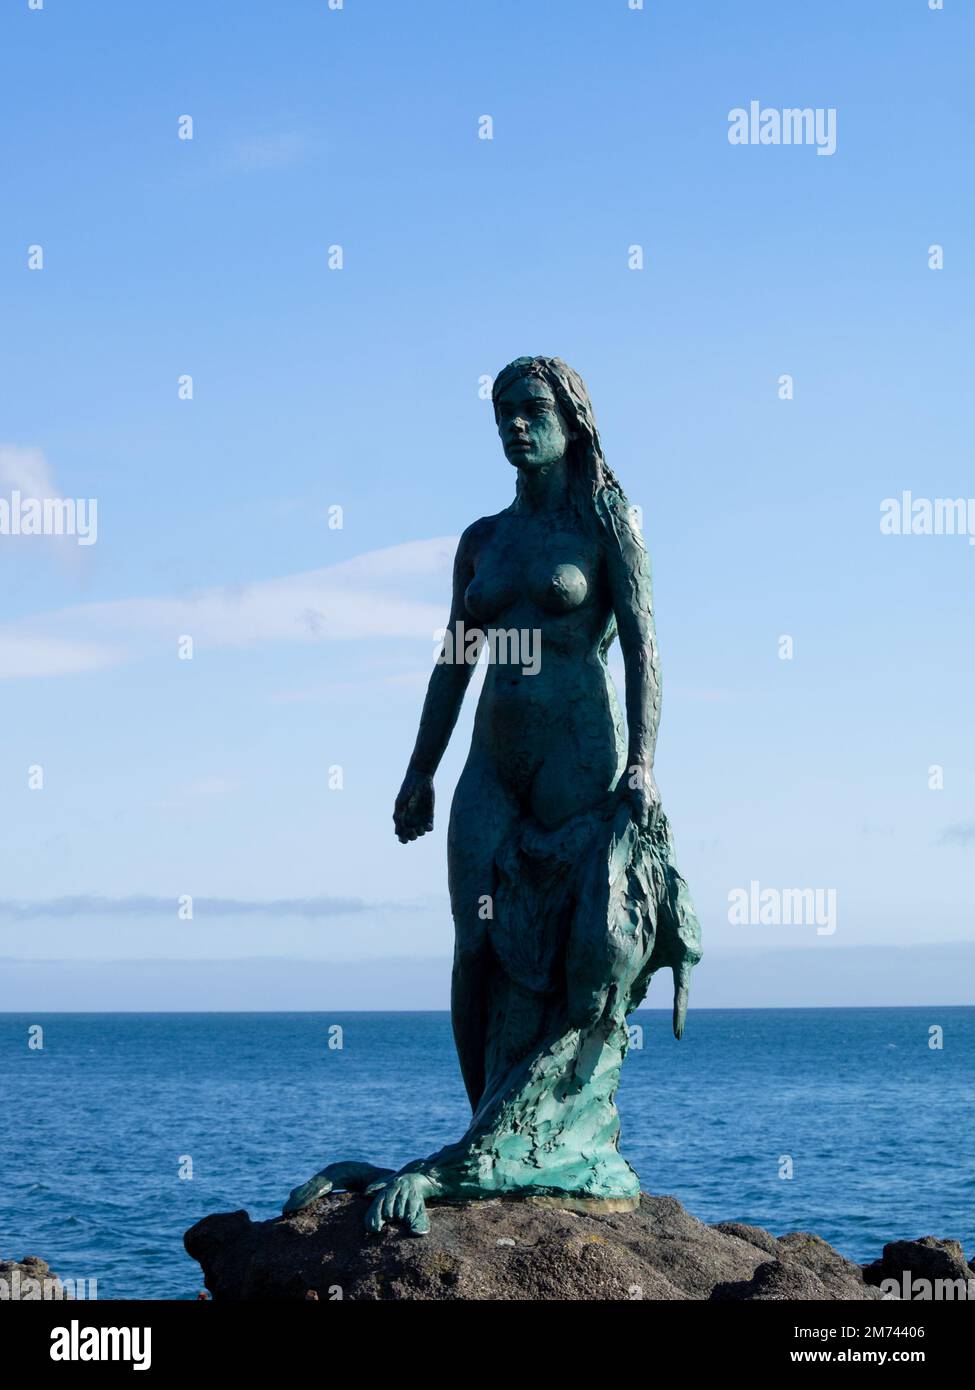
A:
[712,1221,782,1256]
[184,1193,884,1301]
[777,1232,873,1298]
[712,1258,838,1301]
[0,1255,72,1300]
[862,1236,975,1292]
[710,1231,880,1301]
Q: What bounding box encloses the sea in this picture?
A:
[1,1008,972,1299]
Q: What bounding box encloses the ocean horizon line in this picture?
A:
[2,1003,972,1015]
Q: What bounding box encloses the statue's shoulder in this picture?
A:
[458,510,504,554]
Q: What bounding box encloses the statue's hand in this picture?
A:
[618,766,661,832]
[283,1160,395,1214]
[393,769,434,843]
[364,1172,436,1236]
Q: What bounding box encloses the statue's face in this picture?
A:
[495,377,572,472]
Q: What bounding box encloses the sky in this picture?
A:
[1,0,972,1008]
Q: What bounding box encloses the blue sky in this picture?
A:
[1,0,972,1007]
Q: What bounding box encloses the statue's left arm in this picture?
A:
[599,490,662,827]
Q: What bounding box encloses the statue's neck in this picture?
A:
[513,456,569,515]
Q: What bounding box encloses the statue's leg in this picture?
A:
[447,752,519,1111]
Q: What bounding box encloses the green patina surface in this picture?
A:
[284,357,702,1235]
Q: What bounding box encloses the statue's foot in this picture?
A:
[363,1171,437,1237]
[283,1160,395,1215]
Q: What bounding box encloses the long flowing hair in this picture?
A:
[491,356,631,534]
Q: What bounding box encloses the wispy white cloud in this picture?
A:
[0,634,121,679]
[0,444,57,496]
[0,536,456,680]
[0,894,380,921]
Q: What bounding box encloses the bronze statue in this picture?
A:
[286,357,701,1233]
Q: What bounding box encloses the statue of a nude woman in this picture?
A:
[285,357,702,1235]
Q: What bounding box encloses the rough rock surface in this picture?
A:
[183,1193,928,1301]
[0,1255,71,1299]
[863,1236,975,1290]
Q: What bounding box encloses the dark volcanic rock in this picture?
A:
[711,1232,874,1302]
[711,1221,782,1256]
[862,1235,975,1290]
[184,1193,885,1301]
[712,1258,835,1301]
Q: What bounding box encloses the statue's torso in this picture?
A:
[461,509,624,810]
[464,508,610,647]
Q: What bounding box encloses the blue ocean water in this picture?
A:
[1,1008,972,1299]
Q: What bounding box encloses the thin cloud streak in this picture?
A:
[0,536,456,679]
[0,894,395,921]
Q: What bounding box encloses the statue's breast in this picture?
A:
[466,558,590,621]
[465,519,597,623]
[464,564,519,623]
[528,560,589,615]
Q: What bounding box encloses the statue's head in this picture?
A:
[491,356,628,521]
[493,358,575,473]
[492,356,592,475]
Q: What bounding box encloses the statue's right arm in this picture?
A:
[405,521,483,779]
